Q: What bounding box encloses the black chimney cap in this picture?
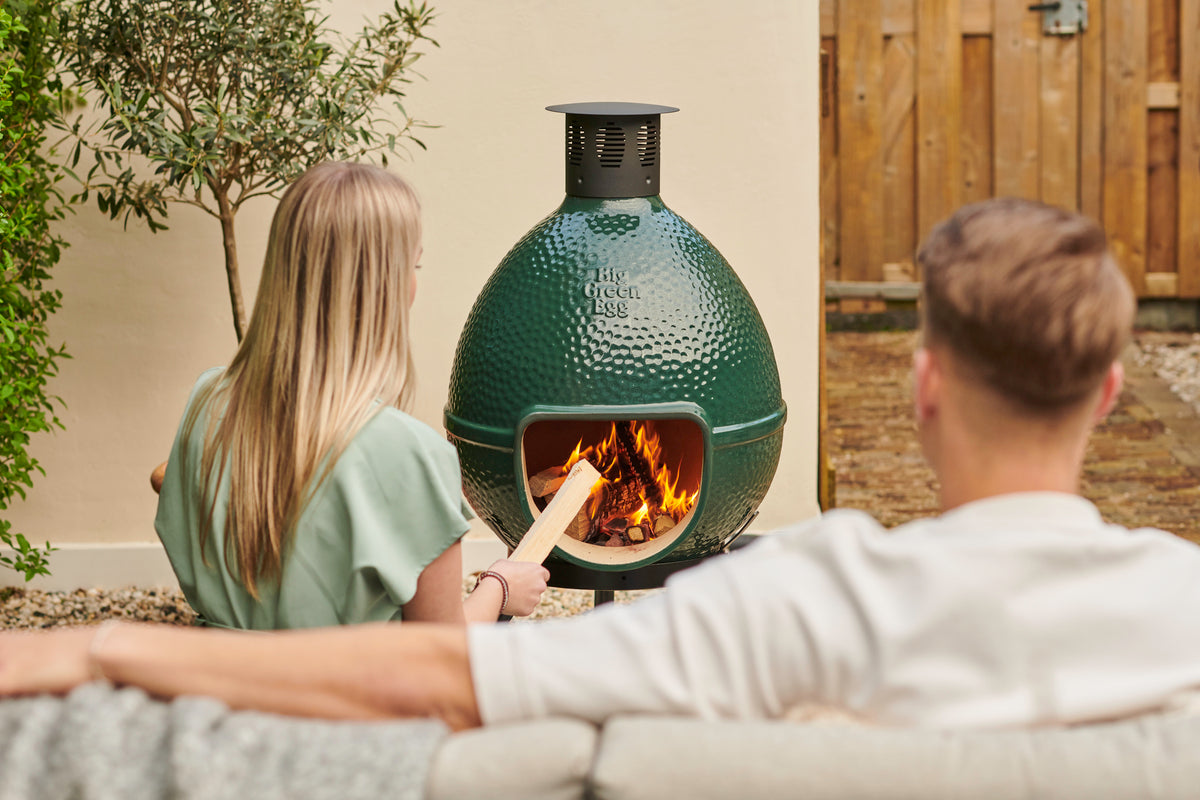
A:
[547,103,679,198]
[546,102,679,116]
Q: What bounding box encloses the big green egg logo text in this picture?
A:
[584,268,640,318]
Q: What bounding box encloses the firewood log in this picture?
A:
[601,517,628,537]
[613,421,664,509]
[600,481,640,518]
[565,508,591,541]
[528,467,565,498]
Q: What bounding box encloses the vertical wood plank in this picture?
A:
[883,33,917,264]
[1103,0,1149,294]
[821,0,835,36]
[1039,35,1080,210]
[1079,0,1105,220]
[820,39,840,280]
[818,48,832,511]
[1179,0,1200,296]
[837,0,885,281]
[1146,0,1179,284]
[882,0,915,34]
[961,35,993,205]
[961,0,993,35]
[916,0,962,240]
[993,1,1040,198]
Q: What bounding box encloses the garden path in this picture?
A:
[827,331,1200,546]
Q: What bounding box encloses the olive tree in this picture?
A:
[57,0,438,340]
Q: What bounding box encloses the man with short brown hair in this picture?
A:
[920,196,1134,411]
[4,199,1200,731]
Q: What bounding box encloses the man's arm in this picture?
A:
[0,622,483,730]
[469,518,858,725]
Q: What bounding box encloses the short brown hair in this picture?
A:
[918,197,1134,411]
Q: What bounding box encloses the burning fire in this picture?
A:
[540,420,697,546]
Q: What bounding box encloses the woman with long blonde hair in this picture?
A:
[152,161,547,629]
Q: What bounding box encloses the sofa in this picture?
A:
[2,685,1198,799]
[426,712,1200,800]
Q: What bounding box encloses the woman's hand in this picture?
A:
[0,625,98,697]
[481,559,550,617]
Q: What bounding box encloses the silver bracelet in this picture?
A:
[88,620,121,683]
[474,570,510,615]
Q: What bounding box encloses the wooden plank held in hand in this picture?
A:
[510,460,602,564]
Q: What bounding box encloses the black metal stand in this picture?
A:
[547,529,763,606]
[546,556,706,605]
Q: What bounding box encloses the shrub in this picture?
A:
[0,0,69,581]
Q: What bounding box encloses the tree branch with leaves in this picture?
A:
[57,0,439,340]
[1,0,69,581]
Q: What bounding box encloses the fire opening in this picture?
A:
[522,418,703,551]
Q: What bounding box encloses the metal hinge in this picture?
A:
[1028,1,1088,36]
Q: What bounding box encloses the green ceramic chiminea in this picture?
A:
[445,103,786,573]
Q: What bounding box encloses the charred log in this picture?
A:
[613,421,664,511]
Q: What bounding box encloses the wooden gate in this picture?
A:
[821,0,1200,298]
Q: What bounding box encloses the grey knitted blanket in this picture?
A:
[0,683,448,800]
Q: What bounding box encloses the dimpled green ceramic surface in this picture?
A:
[445,195,786,569]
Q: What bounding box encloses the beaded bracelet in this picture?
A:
[474,569,510,615]
[88,620,120,683]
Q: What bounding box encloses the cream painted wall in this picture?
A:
[6,1,820,562]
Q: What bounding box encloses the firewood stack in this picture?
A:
[528,421,680,548]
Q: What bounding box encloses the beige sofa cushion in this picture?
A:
[589,714,1200,799]
[424,718,597,800]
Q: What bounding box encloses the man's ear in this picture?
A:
[1093,361,1124,421]
[913,347,941,423]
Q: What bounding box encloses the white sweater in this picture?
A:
[470,493,1200,729]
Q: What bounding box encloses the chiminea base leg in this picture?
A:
[594,590,615,606]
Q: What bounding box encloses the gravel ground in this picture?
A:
[1133,332,1200,414]
[3,332,1196,631]
[0,580,656,630]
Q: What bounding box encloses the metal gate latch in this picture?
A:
[1028,1,1088,36]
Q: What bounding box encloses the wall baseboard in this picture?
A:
[0,534,509,592]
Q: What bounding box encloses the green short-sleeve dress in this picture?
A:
[154,368,473,630]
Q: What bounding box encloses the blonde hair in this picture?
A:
[918,197,1134,412]
[183,161,421,596]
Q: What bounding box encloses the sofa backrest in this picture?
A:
[589,714,1200,800]
[425,718,596,800]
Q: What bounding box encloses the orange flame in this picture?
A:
[561,421,698,535]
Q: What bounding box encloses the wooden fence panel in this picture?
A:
[1104,0,1149,294]
[820,39,840,286]
[993,0,1040,198]
[819,0,1198,298]
[960,35,992,206]
[916,0,961,242]
[1146,0,1179,290]
[1079,0,1105,221]
[1181,0,1200,296]
[836,1,885,282]
[1039,36,1080,210]
[883,32,917,267]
